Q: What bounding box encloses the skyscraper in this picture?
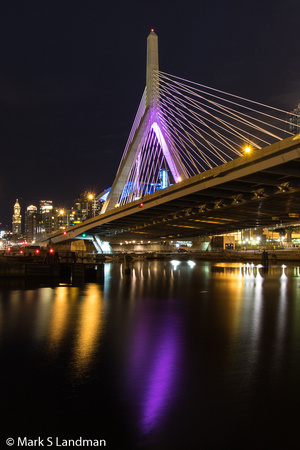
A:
[12,199,22,235]
[25,205,40,243]
[289,103,300,134]
[39,200,57,236]
[75,191,103,221]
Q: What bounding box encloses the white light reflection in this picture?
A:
[271,264,288,380]
[294,267,300,277]
[104,263,112,278]
[187,260,196,269]
[132,267,137,280]
[281,264,287,277]
[244,262,255,279]
[256,264,264,282]
[170,260,180,270]
[237,263,264,388]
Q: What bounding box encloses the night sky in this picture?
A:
[0,0,299,229]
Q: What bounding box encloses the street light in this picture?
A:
[58,208,68,228]
[88,193,96,217]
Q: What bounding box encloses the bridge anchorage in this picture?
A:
[41,31,300,251]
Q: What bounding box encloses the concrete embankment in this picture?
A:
[0,258,104,285]
[0,262,60,278]
[188,250,300,263]
[118,250,300,264]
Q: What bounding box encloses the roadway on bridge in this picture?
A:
[43,134,300,244]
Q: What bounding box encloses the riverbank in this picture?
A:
[107,249,300,264]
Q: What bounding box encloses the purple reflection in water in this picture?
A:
[126,303,182,435]
[140,325,179,433]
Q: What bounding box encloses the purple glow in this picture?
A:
[140,324,179,433]
[151,122,181,182]
[126,308,182,435]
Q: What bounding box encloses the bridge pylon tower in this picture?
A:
[102,30,187,213]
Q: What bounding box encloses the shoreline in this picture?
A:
[106,249,300,264]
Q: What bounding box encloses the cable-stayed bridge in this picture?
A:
[42,31,300,248]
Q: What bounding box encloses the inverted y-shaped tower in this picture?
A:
[102,30,187,213]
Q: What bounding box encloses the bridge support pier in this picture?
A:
[285,229,293,248]
[91,236,113,254]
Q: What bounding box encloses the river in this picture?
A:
[1,260,300,449]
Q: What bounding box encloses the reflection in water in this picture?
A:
[127,307,182,435]
[0,294,2,339]
[272,265,288,377]
[72,284,105,376]
[170,260,180,271]
[207,262,291,389]
[1,261,300,448]
[48,287,71,351]
[117,260,299,443]
[291,272,300,377]
[245,267,264,385]
[44,285,106,377]
[140,324,179,434]
[187,260,196,268]
[35,288,55,341]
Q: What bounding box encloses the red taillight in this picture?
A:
[49,248,54,254]
[35,249,40,254]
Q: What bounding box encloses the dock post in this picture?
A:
[124,254,132,275]
[96,263,104,283]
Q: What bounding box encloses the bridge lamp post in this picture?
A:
[244,145,252,155]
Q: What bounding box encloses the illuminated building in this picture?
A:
[56,208,77,228]
[159,168,169,189]
[75,192,103,221]
[289,103,300,134]
[12,199,22,235]
[39,200,57,236]
[25,205,40,243]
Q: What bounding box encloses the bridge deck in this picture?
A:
[43,134,300,243]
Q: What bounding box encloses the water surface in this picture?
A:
[1,261,300,449]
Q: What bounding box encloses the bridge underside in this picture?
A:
[85,174,300,242]
[44,135,300,245]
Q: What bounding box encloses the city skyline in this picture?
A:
[6,192,104,239]
[1,0,299,228]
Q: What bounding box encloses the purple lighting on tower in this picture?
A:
[151,122,181,183]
